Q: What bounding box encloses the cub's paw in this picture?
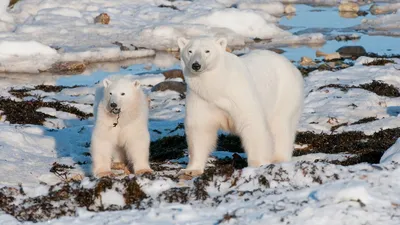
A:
[178,169,203,180]
[112,162,131,175]
[134,168,154,175]
[95,171,116,178]
[111,162,126,170]
[272,156,291,164]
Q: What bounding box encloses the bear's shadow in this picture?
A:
[44,117,94,177]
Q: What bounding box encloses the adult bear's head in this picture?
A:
[177,36,228,74]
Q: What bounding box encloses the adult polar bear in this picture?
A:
[177,36,304,177]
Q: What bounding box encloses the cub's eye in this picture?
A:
[188,50,192,54]
[205,50,210,53]
[109,93,112,95]
[121,93,125,96]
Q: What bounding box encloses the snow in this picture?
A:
[1,0,400,224]
[183,8,290,39]
[299,60,400,133]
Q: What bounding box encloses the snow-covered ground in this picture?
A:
[1,0,400,224]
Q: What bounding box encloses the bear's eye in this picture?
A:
[109,92,112,95]
[121,93,125,96]
[188,50,192,54]
[205,50,210,53]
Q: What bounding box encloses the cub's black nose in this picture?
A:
[192,62,201,71]
[110,102,117,108]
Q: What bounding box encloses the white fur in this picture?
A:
[178,36,304,175]
[91,76,151,177]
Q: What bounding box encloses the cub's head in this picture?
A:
[177,37,228,74]
[102,78,141,115]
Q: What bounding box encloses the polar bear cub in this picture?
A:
[177,36,304,177]
[91,75,152,178]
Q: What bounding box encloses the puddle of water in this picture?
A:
[55,53,181,87]
[278,4,400,61]
[280,4,377,32]
[281,35,400,61]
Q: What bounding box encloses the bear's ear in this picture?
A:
[133,80,141,88]
[216,37,227,50]
[177,37,189,49]
[103,78,111,88]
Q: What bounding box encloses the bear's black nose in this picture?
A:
[110,102,117,108]
[192,62,201,71]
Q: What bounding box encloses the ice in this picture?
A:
[0,41,60,73]
[360,6,400,35]
[380,138,400,164]
[237,2,287,16]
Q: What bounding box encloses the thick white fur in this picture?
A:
[178,36,304,175]
[91,76,152,177]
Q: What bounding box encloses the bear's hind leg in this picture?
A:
[229,108,274,167]
[271,115,299,163]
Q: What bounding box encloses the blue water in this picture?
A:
[279,4,400,61]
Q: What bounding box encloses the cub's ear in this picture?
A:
[133,80,141,88]
[216,37,228,50]
[103,78,111,88]
[177,37,189,49]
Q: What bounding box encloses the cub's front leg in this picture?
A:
[91,128,116,178]
[124,129,153,175]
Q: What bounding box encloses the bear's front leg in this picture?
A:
[91,133,116,178]
[179,94,220,178]
[125,131,153,175]
[233,112,274,167]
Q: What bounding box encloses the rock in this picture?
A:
[268,48,285,54]
[335,34,360,41]
[151,81,186,94]
[300,56,316,66]
[284,4,296,14]
[338,3,359,13]
[324,52,341,61]
[369,4,397,15]
[112,41,130,51]
[162,69,184,81]
[316,50,341,61]
[339,11,358,18]
[357,11,368,17]
[49,61,86,74]
[369,4,382,15]
[336,46,367,57]
[173,52,181,60]
[94,13,110,24]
